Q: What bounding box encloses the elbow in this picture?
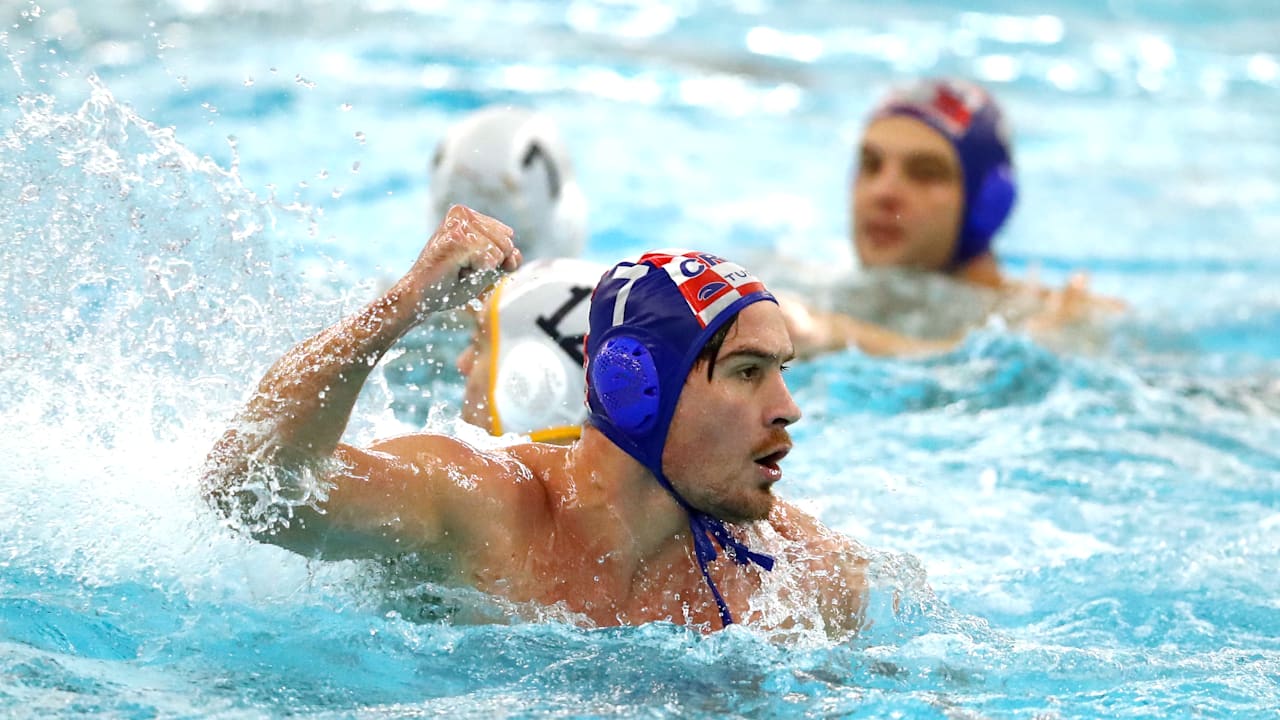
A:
[200,431,253,523]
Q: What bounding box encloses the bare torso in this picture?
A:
[399,440,864,631]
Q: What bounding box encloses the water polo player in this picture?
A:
[457,257,604,444]
[428,106,587,260]
[203,205,868,634]
[852,77,1017,283]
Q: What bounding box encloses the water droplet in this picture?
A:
[354,131,366,145]
[340,103,352,111]
[351,161,361,173]
[18,184,39,203]
[331,188,343,199]
[317,169,329,180]
[243,76,255,87]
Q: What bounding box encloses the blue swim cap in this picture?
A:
[584,250,778,627]
[871,78,1017,268]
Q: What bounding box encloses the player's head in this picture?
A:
[853,78,1016,271]
[456,258,603,443]
[429,106,587,260]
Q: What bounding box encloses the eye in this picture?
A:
[857,148,881,176]
[738,365,761,381]
[905,156,956,183]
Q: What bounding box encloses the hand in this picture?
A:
[1023,272,1126,335]
[407,205,522,316]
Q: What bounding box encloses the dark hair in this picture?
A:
[693,314,739,381]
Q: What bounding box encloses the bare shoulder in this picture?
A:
[769,499,869,627]
[303,433,557,561]
[359,432,555,517]
[769,500,850,549]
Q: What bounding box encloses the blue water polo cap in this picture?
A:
[584,250,779,627]
[871,78,1017,268]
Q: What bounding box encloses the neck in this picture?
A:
[952,251,1005,289]
[562,426,692,566]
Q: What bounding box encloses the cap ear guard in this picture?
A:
[965,162,1017,241]
[490,339,571,436]
[588,335,660,435]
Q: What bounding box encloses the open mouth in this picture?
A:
[754,447,790,475]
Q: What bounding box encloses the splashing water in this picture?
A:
[2,1,1279,717]
[0,74,356,600]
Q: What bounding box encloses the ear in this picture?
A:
[965,163,1017,239]
[589,335,660,434]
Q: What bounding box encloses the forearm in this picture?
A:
[831,314,958,357]
[202,276,430,513]
[202,204,518,536]
[244,282,423,453]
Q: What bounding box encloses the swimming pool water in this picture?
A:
[2,1,1278,717]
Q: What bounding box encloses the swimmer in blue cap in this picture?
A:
[783,78,1123,356]
[204,205,868,634]
[853,77,1016,285]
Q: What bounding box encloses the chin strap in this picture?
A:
[687,511,775,628]
[593,416,778,628]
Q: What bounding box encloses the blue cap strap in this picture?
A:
[688,512,775,627]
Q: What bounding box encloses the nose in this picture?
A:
[864,163,905,206]
[769,374,802,428]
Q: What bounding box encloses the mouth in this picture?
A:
[860,220,904,249]
[754,446,791,484]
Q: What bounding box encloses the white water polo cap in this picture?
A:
[429,106,587,260]
[485,258,605,442]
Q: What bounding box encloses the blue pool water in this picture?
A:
[2,1,1278,717]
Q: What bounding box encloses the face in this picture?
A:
[662,302,802,523]
[455,302,495,432]
[852,115,965,272]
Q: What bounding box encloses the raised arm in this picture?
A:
[202,205,522,559]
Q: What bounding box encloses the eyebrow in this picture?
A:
[905,151,954,166]
[861,141,951,164]
[718,347,795,365]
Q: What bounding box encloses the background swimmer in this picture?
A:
[456,257,604,444]
[386,106,591,426]
[428,105,587,260]
[785,77,1123,357]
